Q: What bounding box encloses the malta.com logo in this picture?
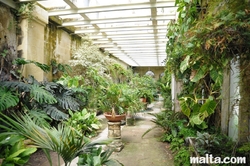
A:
[190,154,246,164]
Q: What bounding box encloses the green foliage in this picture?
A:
[17,2,35,18]
[166,0,250,128]
[237,142,250,155]
[142,109,197,165]
[69,38,116,77]
[78,146,123,166]
[179,95,218,129]
[65,109,102,138]
[107,63,133,84]
[99,83,143,115]
[194,132,219,155]
[131,75,157,104]
[13,58,50,81]
[237,142,250,163]
[0,75,88,121]
[0,87,19,112]
[142,109,190,138]
[30,84,57,104]
[174,147,191,166]
[26,109,52,128]
[0,134,37,166]
[0,113,113,166]
[0,49,8,57]
[51,59,72,76]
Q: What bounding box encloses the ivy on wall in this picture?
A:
[166,0,250,128]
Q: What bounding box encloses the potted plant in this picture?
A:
[99,83,143,122]
[131,75,156,108]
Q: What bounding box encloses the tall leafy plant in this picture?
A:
[0,58,88,121]
[165,0,250,128]
[0,134,37,166]
[0,113,113,166]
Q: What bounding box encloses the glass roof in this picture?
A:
[10,0,178,66]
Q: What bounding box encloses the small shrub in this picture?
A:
[65,108,102,138]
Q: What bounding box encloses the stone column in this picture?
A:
[107,121,124,152]
[17,5,48,81]
[108,121,122,138]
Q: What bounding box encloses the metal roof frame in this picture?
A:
[1,0,178,67]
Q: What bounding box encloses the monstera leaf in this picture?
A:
[30,84,57,104]
[0,81,31,92]
[0,87,19,111]
[57,90,80,110]
[43,105,69,121]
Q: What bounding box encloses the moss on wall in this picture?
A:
[207,0,248,16]
[0,3,18,80]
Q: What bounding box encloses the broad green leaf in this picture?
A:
[191,66,207,82]
[32,61,50,73]
[179,97,191,117]
[19,147,37,157]
[31,84,57,104]
[200,97,217,115]
[6,149,26,160]
[210,69,223,86]
[0,87,19,111]
[190,114,203,125]
[0,135,24,146]
[196,122,208,129]
[91,124,100,130]
[180,55,190,73]
[43,105,69,120]
[93,156,101,166]
[13,58,30,65]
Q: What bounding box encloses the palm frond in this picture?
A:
[26,109,52,127]
[0,113,111,166]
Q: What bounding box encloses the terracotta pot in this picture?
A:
[140,97,147,103]
[104,112,126,122]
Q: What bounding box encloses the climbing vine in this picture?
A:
[166,0,250,128]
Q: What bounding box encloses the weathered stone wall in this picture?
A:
[44,22,82,80]
[16,5,48,81]
[0,3,18,80]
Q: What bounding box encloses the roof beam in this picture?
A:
[62,15,174,27]
[75,25,168,33]
[93,38,167,44]
[48,1,176,16]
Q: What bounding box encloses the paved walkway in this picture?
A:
[35,100,174,166]
[110,101,174,166]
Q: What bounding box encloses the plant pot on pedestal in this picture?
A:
[104,112,126,122]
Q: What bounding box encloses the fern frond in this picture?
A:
[0,87,19,111]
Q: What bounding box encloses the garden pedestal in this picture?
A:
[107,121,124,152]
